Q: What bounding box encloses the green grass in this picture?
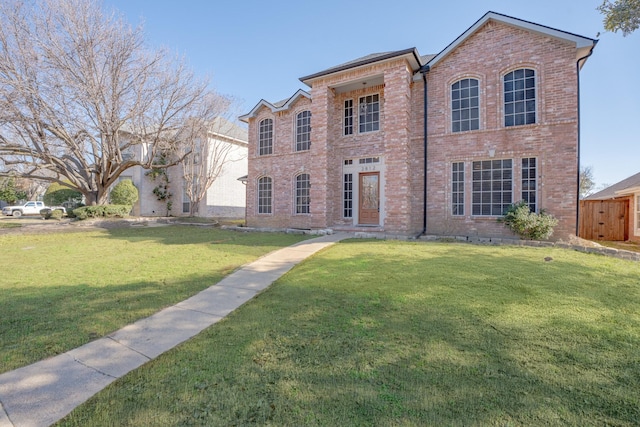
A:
[0,226,310,373]
[0,221,22,229]
[59,240,640,426]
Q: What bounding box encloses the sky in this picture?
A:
[105,0,639,188]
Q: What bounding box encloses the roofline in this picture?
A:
[616,186,640,196]
[424,11,598,70]
[239,89,311,122]
[208,132,248,146]
[299,48,422,85]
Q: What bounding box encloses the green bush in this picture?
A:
[499,201,559,240]
[65,205,83,219]
[73,205,131,220]
[39,208,65,220]
[110,179,138,207]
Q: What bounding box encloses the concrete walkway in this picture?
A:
[0,233,348,427]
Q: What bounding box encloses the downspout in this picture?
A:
[418,66,430,237]
[575,42,597,236]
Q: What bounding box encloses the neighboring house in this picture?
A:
[580,172,640,242]
[122,117,248,218]
[239,11,597,239]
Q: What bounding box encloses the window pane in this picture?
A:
[451,162,464,216]
[296,111,312,151]
[295,174,310,214]
[359,95,380,133]
[504,69,536,127]
[472,158,513,217]
[259,119,273,155]
[451,78,479,133]
[258,177,272,214]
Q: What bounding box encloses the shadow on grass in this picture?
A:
[99,225,311,248]
[61,241,640,426]
[1,226,311,374]
[0,273,225,374]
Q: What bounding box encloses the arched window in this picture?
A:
[451,78,479,132]
[295,173,310,214]
[258,118,273,155]
[504,68,536,127]
[258,176,272,214]
[295,111,311,151]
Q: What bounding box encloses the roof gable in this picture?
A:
[239,89,311,122]
[425,11,597,70]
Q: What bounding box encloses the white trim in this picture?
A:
[239,89,311,122]
[615,186,640,197]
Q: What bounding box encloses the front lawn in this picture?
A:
[0,226,310,373]
[60,240,640,426]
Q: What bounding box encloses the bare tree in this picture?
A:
[182,115,246,216]
[579,165,597,199]
[0,0,226,205]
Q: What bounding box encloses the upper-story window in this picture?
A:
[504,68,536,127]
[344,100,354,135]
[359,94,379,133]
[452,78,479,132]
[295,111,311,151]
[258,118,273,155]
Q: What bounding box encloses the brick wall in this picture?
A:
[424,21,580,240]
[245,19,583,240]
[245,96,317,229]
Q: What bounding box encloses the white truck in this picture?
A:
[1,201,65,217]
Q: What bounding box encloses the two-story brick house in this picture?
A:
[240,12,597,239]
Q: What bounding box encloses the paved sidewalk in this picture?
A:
[0,233,348,427]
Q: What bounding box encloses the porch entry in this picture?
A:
[359,172,380,225]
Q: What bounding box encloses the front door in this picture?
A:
[359,172,380,225]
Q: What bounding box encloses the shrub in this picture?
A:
[39,208,65,220]
[499,201,559,240]
[65,205,83,219]
[73,205,131,220]
[110,179,138,207]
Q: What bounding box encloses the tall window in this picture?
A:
[472,159,513,216]
[295,173,310,214]
[359,94,379,133]
[636,194,640,232]
[259,118,273,155]
[258,176,272,214]
[343,173,353,218]
[182,182,190,214]
[452,78,479,132]
[344,100,354,135]
[452,162,465,216]
[522,158,537,212]
[504,68,536,127]
[296,111,311,151]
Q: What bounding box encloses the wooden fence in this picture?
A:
[579,199,629,241]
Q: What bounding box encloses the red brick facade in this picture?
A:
[240,13,596,240]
